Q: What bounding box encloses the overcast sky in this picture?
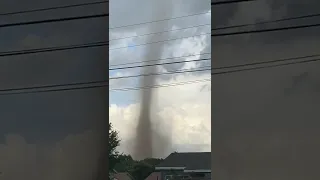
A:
[109,0,211,158]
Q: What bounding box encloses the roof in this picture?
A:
[144,172,161,180]
[113,172,134,180]
[155,152,211,171]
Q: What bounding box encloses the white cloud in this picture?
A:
[109,73,211,157]
[109,71,137,89]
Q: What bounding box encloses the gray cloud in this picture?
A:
[109,0,211,81]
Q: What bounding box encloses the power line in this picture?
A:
[109,24,211,41]
[0,78,210,95]
[212,54,320,71]
[109,12,209,30]
[211,0,255,5]
[2,54,320,95]
[212,57,320,75]
[109,58,211,71]
[212,12,320,31]
[111,54,320,80]
[0,30,209,57]
[0,81,108,96]
[109,53,211,67]
[109,33,210,50]
[0,0,108,16]
[0,36,208,58]
[111,56,320,92]
[0,21,209,56]
[211,23,320,37]
[0,41,107,57]
[109,54,320,80]
[109,78,211,92]
[110,66,211,80]
[0,80,107,93]
[0,41,208,64]
[0,13,108,28]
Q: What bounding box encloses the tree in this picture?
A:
[129,161,154,180]
[108,123,164,179]
[109,122,121,171]
[113,155,163,180]
[113,154,135,172]
[127,158,163,180]
[141,158,163,167]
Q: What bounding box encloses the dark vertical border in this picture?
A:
[95,1,109,180]
[210,2,214,179]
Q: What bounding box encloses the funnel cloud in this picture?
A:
[134,0,173,160]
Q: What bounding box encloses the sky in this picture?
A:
[109,0,211,157]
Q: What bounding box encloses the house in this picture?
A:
[154,152,211,180]
[144,172,161,180]
[114,172,134,180]
[110,172,134,180]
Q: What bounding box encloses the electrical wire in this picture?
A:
[109,58,211,71]
[211,0,256,5]
[111,11,320,41]
[109,54,320,80]
[0,0,108,16]
[0,81,108,96]
[109,33,210,50]
[112,55,320,92]
[212,57,320,75]
[1,21,315,56]
[109,78,211,92]
[212,54,320,71]
[0,41,108,57]
[109,24,211,41]
[212,12,320,31]
[109,12,209,30]
[211,23,320,37]
[109,53,211,67]
[111,22,320,50]
[110,53,320,80]
[0,78,211,95]
[0,13,108,28]
[9,21,314,57]
[0,41,207,60]
[109,66,211,80]
[0,80,107,93]
[2,54,320,95]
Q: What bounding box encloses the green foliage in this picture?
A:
[129,161,154,180]
[113,155,163,180]
[109,122,121,171]
[108,123,164,179]
[141,158,163,167]
[113,154,135,172]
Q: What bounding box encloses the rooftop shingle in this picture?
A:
[156,152,211,170]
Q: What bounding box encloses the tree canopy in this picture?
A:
[108,122,163,180]
[109,122,120,171]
